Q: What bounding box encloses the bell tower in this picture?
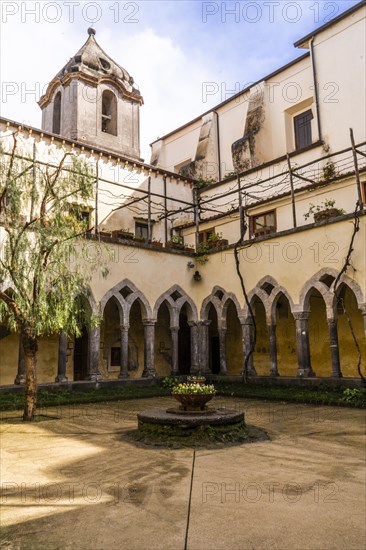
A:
[38,28,143,161]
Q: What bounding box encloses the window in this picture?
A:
[52,91,61,134]
[198,228,215,244]
[101,90,117,136]
[70,204,92,231]
[251,211,276,237]
[135,222,148,240]
[294,109,313,150]
[110,347,121,367]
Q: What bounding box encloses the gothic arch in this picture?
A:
[153,285,197,326]
[221,292,243,321]
[100,279,152,324]
[269,287,296,323]
[245,288,271,321]
[200,294,222,323]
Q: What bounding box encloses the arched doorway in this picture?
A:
[275,293,297,376]
[101,297,121,379]
[73,295,93,381]
[154,302,172,376]
[308,289,331,376]
[225,300,242,375]
[178,303,191,374]
[252,297,269,376]
[208,303,220,374]
[337,285,366,377]
[128,300,145,378]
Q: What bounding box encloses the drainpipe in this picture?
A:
[212,110,222,181]
[310,37,322,142]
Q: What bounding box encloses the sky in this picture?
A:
[0,0,361,161]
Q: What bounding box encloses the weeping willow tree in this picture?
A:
[0,132,106,421]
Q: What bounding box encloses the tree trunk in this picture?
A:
[22,329,38,422]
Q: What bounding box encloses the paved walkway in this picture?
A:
[1,396,365,549]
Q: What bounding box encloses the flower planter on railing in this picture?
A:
[165,242,185,251]
[314,208,344,223]
[254,226,275,237]
[208,238,229,249]
[111,230,134,240]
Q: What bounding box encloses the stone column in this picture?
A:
[293,312,315,377]
[327,317,342,378]
[143,320,156,377]
[86,326,102,381]
[55,330,68,383]
[170,326,179,376]
[241,321,256,376]
[218,327,228,375]
[268,323,279,376]
[14,334,26,385]
[119,325,129,379]
[362,309,366,341]
[198,321,211,374]
[188,321,199,373]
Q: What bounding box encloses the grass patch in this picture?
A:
[215,382,366,408]
[128,422,268,448]
[0,385,170,412]
[0,381,365,413]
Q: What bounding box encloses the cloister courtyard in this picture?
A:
[1,395,365,550]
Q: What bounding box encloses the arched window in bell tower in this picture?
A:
[101,90,117,136]
[52,91,62,134]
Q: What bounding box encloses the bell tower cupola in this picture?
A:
[38,28,143,160]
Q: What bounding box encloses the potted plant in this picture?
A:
[196,241,209,265]
[111,228,134,240]
[187,374,206,385]
[99,230,112,238]
[151,238,163,248]
[304,199,345,223]
[165,235,185,250]
[172,382,216,411]
[207,232,229,249]
[133,235,146,243]
[254,225,276,237]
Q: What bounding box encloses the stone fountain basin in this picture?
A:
[137,407,244,428]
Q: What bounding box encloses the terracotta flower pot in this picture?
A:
[314,208,343,223]
[173,393,214,411]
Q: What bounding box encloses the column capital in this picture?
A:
[198,320,211,327]
[170,325,179,332]
[240,317,253,326]
[143,319,156,327]
[187,320,199,327]
[120,324,129,331]
[293,311,310,321]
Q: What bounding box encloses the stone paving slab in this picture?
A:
[0,396,365,549]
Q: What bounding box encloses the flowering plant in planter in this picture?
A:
[172,382,216,411]
[304,199,345,222]
[187,375,206,384]
[172,383,215,395]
